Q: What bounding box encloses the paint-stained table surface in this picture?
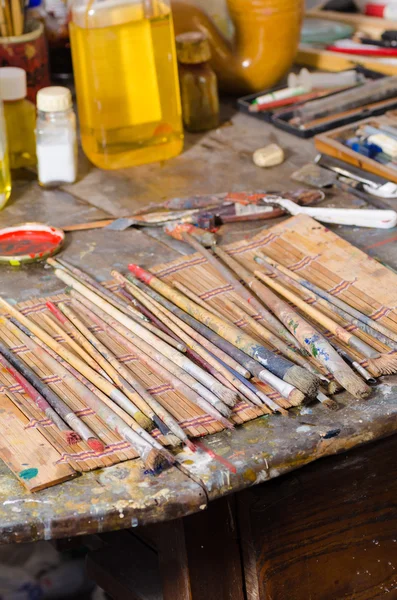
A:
[1,109,397,544]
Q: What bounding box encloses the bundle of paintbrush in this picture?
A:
[127,233,374,402]
[118,222,397,405]
[156,214,397,396]
[46,258,301,415]
[3,251,311,483]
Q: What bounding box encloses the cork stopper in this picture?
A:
[176,32,211,64]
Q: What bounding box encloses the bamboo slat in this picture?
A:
[0,392,76,492]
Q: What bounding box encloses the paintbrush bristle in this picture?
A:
[144,448,172,473]
[214,401,232,418]
[219,388,239,408]
[322,398,339,410]
[135,412,154,431]
[365,362,381,377]
[288,388,306,406]
[65,431,81,445]
[164,434,181,447]
[317,389,339,411]
[335,371,371,399]
[272,395,291,410]
[368,354,397,375]
[284,366,320,399]
[327,380,343,395]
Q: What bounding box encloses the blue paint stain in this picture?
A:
[304,336,330,361]
[19,467,38,480]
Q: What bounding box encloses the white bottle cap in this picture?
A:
[0,67,27,101]
[37,86,72,112]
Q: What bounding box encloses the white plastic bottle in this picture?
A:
[36,86,77,187]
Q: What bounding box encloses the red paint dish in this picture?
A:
[0,223,65,265]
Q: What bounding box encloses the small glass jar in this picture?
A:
[0,67,36,169]
[176,31,219,133]
[36,86,77,188]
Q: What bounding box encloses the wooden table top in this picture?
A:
[1,108,396,544]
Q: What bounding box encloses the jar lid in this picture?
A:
[37,86,72,112]
[176,32,211,64]
[0,67,27,101]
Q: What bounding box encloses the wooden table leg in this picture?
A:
[86,495,245,600]
[151,495,245,600]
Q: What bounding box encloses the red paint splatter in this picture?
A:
[194,440,237,474]
[364,234,397,250]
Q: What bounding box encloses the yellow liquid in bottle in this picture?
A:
[69,2,184,170]
[3,99,36,170]
[0,150,12,209]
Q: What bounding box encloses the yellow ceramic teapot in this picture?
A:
[171,0,304,95]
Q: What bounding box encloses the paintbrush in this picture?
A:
[59,299,188,445]
[220,297,334,407]
[45,302,113,381]
[169,278,339,394]
[68,290,232,419]
[180,231,301,350]
[117,287,187,350]
[222,297,329,381]
[125,273,305,409]
[252,257,397,375]
[120,298,289,410]
[47,301,158,432]
[68,290,234,429]
[0,327,104,450]
[331,343,377,384]
[10,320,175,472]
[0,1,8,36]
[172,281,226,319]
[48,258,185,352]
[0,296,156,432]
[127,263,320,400]
[211,246,371,400]
[113,273,239,402]
[112,270,271,410]
[51,267,239,412]
[11,0,23,35]
[0,347,79,445]
[48,257,146,322]
[256,253,397,348]
[119,273,289,412]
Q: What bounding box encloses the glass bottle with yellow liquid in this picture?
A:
[69,0,184,169]
[0,98,12,210]
[0,68,36,170]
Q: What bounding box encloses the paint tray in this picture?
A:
[314,114,397,183]
[237,67,385,135]
[271,68,396,138]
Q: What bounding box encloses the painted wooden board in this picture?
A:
[0,393,76,492]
